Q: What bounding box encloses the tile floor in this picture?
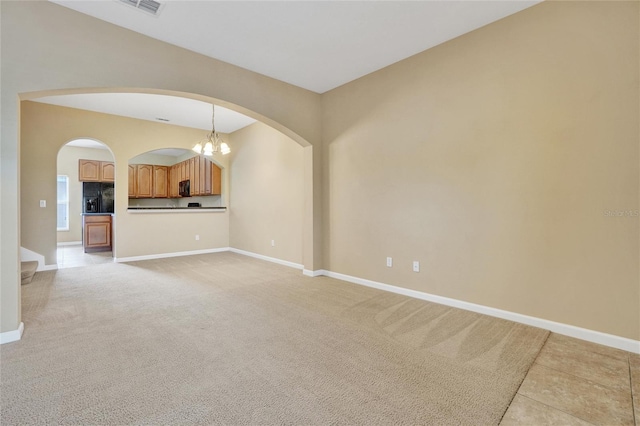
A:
[56,244,113,269]
[502,333,639,425]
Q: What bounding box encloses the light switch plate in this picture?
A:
[39,200,46,208]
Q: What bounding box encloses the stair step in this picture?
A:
[21,261,38,285]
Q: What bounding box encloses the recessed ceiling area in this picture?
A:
[34,93,256,133]
[64,139,185,158]
[49,0,541,94]
[65,139,110,150]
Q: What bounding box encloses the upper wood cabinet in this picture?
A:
[101,162,115,182]
[79,159,115,182]
[129,156,222,199]
[135,164,153,198]
[79,160,101,181]
[211,163,221,196]
[152,166,168,198]
[128,165,136,198]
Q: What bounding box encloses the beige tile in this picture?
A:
[630,353,640,424]
[519,363,634,425]
[546,333,629,363]
[501,394,592,426]
[535,338,630,391]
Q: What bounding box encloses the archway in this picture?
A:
[56,138,116,268]
[18,89,318,274]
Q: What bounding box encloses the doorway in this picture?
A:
[56,139,115,268]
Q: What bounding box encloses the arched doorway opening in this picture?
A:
[56,138,115,268]
[18,89,316,272]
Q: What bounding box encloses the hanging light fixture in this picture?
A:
[193,105,230,156]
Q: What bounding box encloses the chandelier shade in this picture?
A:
[193,105,230,156]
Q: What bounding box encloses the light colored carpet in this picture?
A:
[1,252,548,425]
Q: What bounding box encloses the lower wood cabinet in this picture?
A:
[83,215,112,253]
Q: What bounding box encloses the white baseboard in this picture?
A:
[114,247,230,263]
[319,269,640,354]
[229,248,303,270]
[20,247,57,271]
[303,269,324,277]
[39,264,59,271]
[57,241,82,246]
[0,322,24,345]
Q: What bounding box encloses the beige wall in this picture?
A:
[322,1,639,340]
[1,1,324,333]
[21,101,231,264]
[3,0,638,344]
[1,0,322,333]
[229,123,304,264]
[56,145,115,243]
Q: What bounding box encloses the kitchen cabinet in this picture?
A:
[128,165,136,198]
[129,157,221,199]
[180,161,186,182]
[211,163,221,195]
[101,161,115,182]
[192,157,201,196]
[189,157,196,190]
[153,166,168,198]
[83,215,112,253]
[168,164,178,198]
[201,160,222,196]
[79,159,115,182]
[136,164,153,198]
[79,160,101,181]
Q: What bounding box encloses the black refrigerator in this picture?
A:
[83,182,115,213]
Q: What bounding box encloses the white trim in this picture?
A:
[229,248,303,270]
[20,247,57,272]
[0,322,24,344]
[319,270,640,354]
[303,269,324,277]
[57,241,82,246]
[56,174,70,231]
[39,264,59,271]
[114,247,230,263]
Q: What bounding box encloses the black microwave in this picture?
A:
[179,180,190,197]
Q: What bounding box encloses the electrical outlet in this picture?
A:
[195,235,200,241]
[271,240,275,247]
[39,200,46,208]
[386,257,393,267]
[413,261,420,272]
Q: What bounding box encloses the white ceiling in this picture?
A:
[39,1,541,140]
[50,0,541,94]
[66,138,189,157]
[34,93,256,133]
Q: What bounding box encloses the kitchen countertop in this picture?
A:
[127,207,227,213]
[127,207,226,210]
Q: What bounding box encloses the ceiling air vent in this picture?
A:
[117,0,164,17]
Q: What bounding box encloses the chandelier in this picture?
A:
[192,105,231,156]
